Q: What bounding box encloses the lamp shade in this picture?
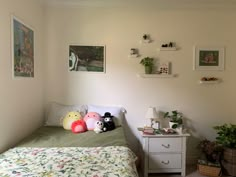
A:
[145,107,158,120]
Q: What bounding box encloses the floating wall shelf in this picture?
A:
[199,80,220,84]
[159,47,177,51]
[137,73,176,78]
[140,39,151,44]
[128,54,139,58]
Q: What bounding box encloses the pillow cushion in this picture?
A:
[87,105,125,127]
[62,111,82,130]
[83,112,101,130]
[45,102,86,126]
[71,119,87,133]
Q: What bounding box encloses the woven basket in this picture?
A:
[198,164,222,177]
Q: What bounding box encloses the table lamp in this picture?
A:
[145,107,159,128]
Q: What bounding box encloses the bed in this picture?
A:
[0,104,138,177]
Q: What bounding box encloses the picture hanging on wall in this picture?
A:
[194,46,224,71]
[69,45,105,72]
[12,16,34,77]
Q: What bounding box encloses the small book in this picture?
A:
[143,127,154,134]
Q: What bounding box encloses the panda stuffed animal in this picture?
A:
[102,112,115,132]
[94,121,104,134]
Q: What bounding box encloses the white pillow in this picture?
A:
[87,104,126,126]
[45,102,87,126]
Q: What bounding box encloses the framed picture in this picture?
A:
[12,16,34,77]
[69,45,105,72]
[194,46,224,71]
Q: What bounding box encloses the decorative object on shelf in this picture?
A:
[140,57,154,74]
[143,127,155,135]
[200,77,220,84]
[201,77,218,81]
[12,16,34,78]
[164,110,183,129]
[197,139,223,177]
[129,48,139,58]
[161,128,177,134]
[157,62,170,75]
[160,42,177,51]
[145,107,159,128]
[141,34,151,43]
[161,42,174,48]
[194,46,224,71]
[214,124,236,176]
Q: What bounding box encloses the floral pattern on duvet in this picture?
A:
[0,146,138,177]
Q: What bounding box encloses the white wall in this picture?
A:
[44,2,236,162]
[0,0,45,153]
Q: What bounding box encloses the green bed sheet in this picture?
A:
[17,126,128,147]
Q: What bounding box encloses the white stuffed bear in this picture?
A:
[94,121,104,134]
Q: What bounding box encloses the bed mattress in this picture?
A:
[0,126,138,176]
[16,126,128,147]
[0,146,138,176]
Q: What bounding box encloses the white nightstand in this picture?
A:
[140,132,190,177]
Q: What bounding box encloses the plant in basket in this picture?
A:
[199,139,223,163]
[197,139,223,177]
[214,124,236,176]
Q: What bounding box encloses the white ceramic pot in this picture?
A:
[169,122,178,129]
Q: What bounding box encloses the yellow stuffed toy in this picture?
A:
[62,111,82,130]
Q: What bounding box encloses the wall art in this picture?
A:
[69,45,105,72]
[12,16,34,77]
[194,46,224,71]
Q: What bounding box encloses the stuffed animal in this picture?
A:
[71,119,87,133]
[83,112,101,130]
[62,111,82,130]
[102,112,115,132]
[94,120,104,134]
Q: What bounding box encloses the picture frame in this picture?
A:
[193,46,224,71]
[69,45,105,73]
[11,15,34,78]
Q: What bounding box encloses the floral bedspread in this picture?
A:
[0,146,138,177]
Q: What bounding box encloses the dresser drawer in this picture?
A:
[149,154,182,169]
[149,137,182,152]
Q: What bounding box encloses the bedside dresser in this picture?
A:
[141,132,190,177]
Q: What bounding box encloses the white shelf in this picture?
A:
[140,39,151,44]
[137,73,176,78]
[199,80,220,84]
[128,54,139,58]
[159,47,177,51]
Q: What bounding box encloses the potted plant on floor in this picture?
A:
[214,124,236,176]
[140,57,154,74]
[164,110,183,129]
[197,139,223,177]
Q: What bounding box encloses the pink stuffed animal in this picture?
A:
[71,119,87,133]
[83,112,101,130]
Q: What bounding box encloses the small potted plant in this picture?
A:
[214,124,236,176]
[197,139,223,177]
[164,110,183,129]
[140,57,154,74]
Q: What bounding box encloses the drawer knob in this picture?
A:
[161,160,170,165]
[161,144,170,148]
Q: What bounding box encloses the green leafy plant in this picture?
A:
[139,57,154,67]
[214,124,236,148]
[164,110,183,128]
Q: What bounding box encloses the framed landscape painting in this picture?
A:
[12,16,34,77]
[194,46,224,71]
[69,45,105,72]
